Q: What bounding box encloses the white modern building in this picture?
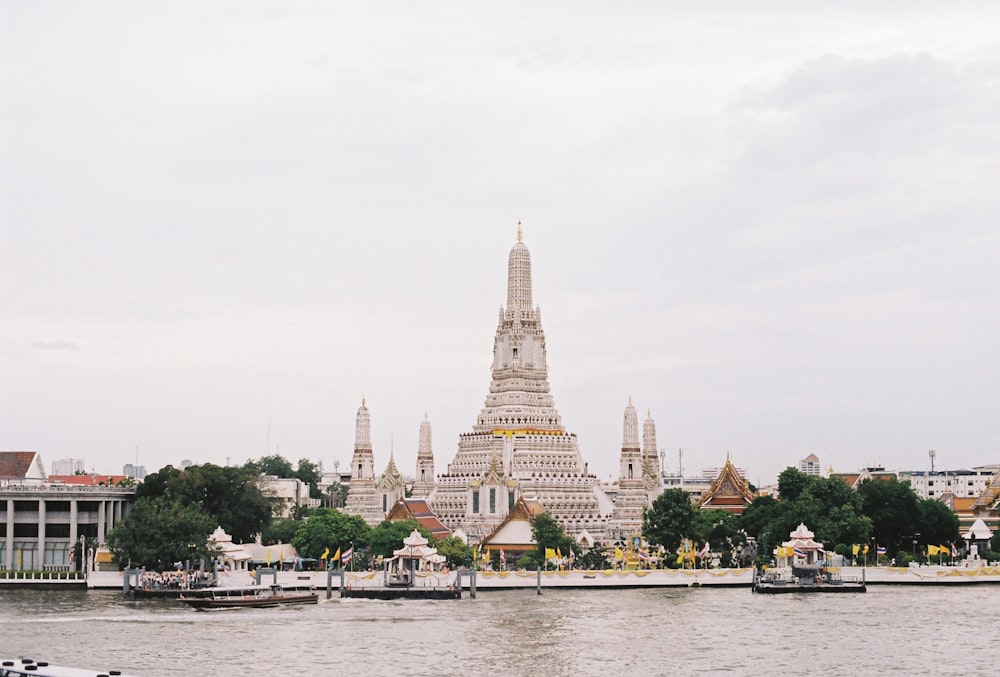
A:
[902,465,1000,500]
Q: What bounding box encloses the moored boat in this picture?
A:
[179,584,318,610]
[753,564,866,593]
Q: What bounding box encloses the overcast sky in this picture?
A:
[2,2,998,487]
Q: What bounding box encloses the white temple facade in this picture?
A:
[343,228,670,542]
[426,227,616,540]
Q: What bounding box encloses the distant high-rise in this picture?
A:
[123,463,147,480]
[51,458,85,475]
[799,454,821,476]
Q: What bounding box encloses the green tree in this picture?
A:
[858,478,920,552]
[741,474,870,554]
[368,519,435,559]
[291,508,371,561]
[529,512,577,566]
[107,496,214,570]
[246,454,295,478]
[577,545,610,570]
[692,509,744,550]
[739,495,780,541]
[917,498,961,548]
[137,463,273,543]
[262,518,303,546]
[295,458,323,499]
[642,489,694,553]
[777,467,810,502]
[435,536,472,568]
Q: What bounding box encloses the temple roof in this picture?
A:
[482,496,547,552]
[393,529,439,560]
[699,455,754,514]
[0,451,44,480]
[387,498,452,540]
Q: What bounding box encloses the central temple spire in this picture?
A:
[474,228,561,433]
[506,223,533,311]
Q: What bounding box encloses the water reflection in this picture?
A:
[2,587,997,676]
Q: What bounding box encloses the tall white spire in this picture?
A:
[418,412,432,456]
[506,222,533,311]
[475,226,560,433]
[413,412,436,495]
[355,397,371,447]
[622,396,639,448]
[642,408,657,454]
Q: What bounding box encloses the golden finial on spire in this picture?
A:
[516,220,523,242]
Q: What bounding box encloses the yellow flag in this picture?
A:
[862,544,869,555]
[321,547,330,560]
[557,548,562,558]
[852,544,860,556]
[939,545,948,555]
[614,547,624,560]
[332,547,341,562]
[927,545,939,556]
[545,548,557,560]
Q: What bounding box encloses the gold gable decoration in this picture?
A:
[699,455,755,514]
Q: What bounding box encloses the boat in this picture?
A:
[1,657,140,676]
[753,564,866,594]
[179,584,318,610]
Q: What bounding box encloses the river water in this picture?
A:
[2,586,997,675]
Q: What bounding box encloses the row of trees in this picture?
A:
[106,460,970,571]
[642,468,964,564]
[108,454,324,569]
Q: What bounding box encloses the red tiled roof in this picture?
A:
[48,474,129,486]
[0,451,39,479]
[387,498,452,539]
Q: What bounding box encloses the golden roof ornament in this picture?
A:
[516,220,523,242]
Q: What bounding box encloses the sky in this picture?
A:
[2,2,999,488]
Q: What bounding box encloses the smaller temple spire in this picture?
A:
[516,220,523,242]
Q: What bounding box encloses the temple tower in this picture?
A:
[344,397,387,526]
[612,397,648,535]
[642,408,662,494]
[429,226,614,540]
[412,413,436,498]
[378,451,406,515]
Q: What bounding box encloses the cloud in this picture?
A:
[31,340,81,351]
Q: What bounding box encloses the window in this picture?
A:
[490,488,496,514]
[508,492,515,512]
[472,492,479,514]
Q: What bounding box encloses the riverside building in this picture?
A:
[1,451,133,570]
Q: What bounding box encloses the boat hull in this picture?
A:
[179,586,319,610]
[753,583,866,594]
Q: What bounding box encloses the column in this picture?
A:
[38,500,46,569]
[69,499,78,544]
[5,499,13,570]
[97,500,106,544]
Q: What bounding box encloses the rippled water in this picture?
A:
[2,586,998,675]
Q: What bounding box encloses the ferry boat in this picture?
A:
[752,564,866,594]
[179,584,318,610]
